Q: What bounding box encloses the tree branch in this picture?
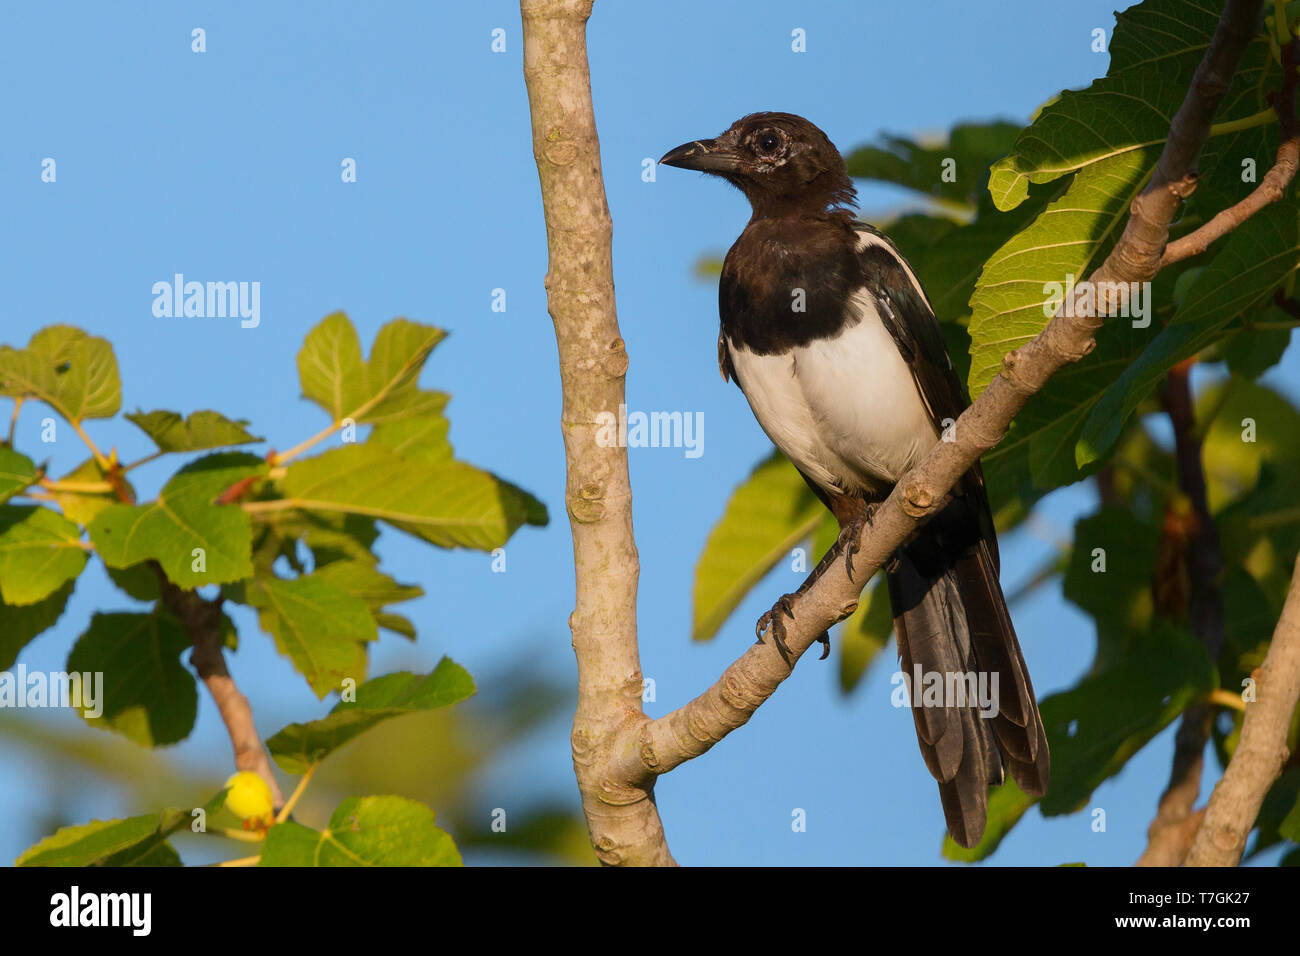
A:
[1137,359,1228,867]
[520,0,673,866]
[157,572,285,808]
[1160,28,1300,268]
[626,0,1267,784]
[1186,552,1300,865]
[531,0,1278,864]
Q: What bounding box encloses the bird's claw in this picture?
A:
[755,594,832,664]
[841,504,880,580]
[755,592,798,664]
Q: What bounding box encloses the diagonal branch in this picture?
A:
[156,570,285,808]
[625,0,1267,782]
[1186,552,1300,865]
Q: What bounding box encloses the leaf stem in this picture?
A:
[122,450,165,473]
[1208,106,1279,136]
[1208,687,1248,712]
[39,477,115,494]
[276,763,317,824]
[69,420,110,470]
[6,397,22,446]
[211,827,265,843]
[214,854,261,867]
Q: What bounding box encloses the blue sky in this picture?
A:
[1,0,1292,866]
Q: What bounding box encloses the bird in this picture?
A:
[660,112,1049,848]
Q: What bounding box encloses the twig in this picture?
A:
[156,569,285,808]
[1186,552,1300,865]
[1161,29,1300,268]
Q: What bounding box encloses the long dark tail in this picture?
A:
[887,500,1049,848]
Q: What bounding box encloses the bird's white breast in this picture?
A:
[728,288,938,496]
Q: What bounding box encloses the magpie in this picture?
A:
[660,112,1049,848]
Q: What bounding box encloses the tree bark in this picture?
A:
[523,0,1292,865]
[520,0,673,866]
[1186,553,1300,865]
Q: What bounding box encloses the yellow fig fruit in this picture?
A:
[224,771,274,826]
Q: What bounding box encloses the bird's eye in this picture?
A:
[757,132,781,155]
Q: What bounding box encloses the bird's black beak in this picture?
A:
[659,138,743,174]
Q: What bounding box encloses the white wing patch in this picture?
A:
[855,226,936,315]
[728,288,939,496]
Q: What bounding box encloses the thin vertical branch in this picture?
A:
[520,0,672,866]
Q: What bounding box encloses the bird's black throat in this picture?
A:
[719,211,863,356]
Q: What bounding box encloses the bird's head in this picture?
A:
[660,112,856,219]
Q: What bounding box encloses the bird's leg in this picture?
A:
[755,498,877,663]
[839,500,880,580]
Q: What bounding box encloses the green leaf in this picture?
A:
[310,560,423,618]
[374,612,416,639]
[838,581,893,693]
[0,448,37,504]
[915,189,1054,325]
[0,506,88,604]
[692,451,824,642]
[969,147,1156,398]
[125,409,262,453]
[50,457,134,526]
[251,510,380,570]
[1062,507,1160,665]
[1219,460,1300,608]
[1076,199,1300,466]
[987,0,1267,209]
[0,580,74,669]
[845,121,1022,212]
[16,807,192,867]
[260,796,461,866]
[105,563,162,602]
[1200,379,1300,513]
[266,659,475,773]
[89,452,263,587]
[369,406,453,463]
[0,325,121,422]
[67,612,197,746]
[297,313,446,424]
[1218,568,1281,699]
[239,574,376,699]
[942,778,1037,862]
[278,444,546,552]
[1220,316,1292,379]
[1039,623,1216,816]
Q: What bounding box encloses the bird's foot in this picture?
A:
[755,593,797,664]
[837,507,870,580]
[754,593,831,664]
